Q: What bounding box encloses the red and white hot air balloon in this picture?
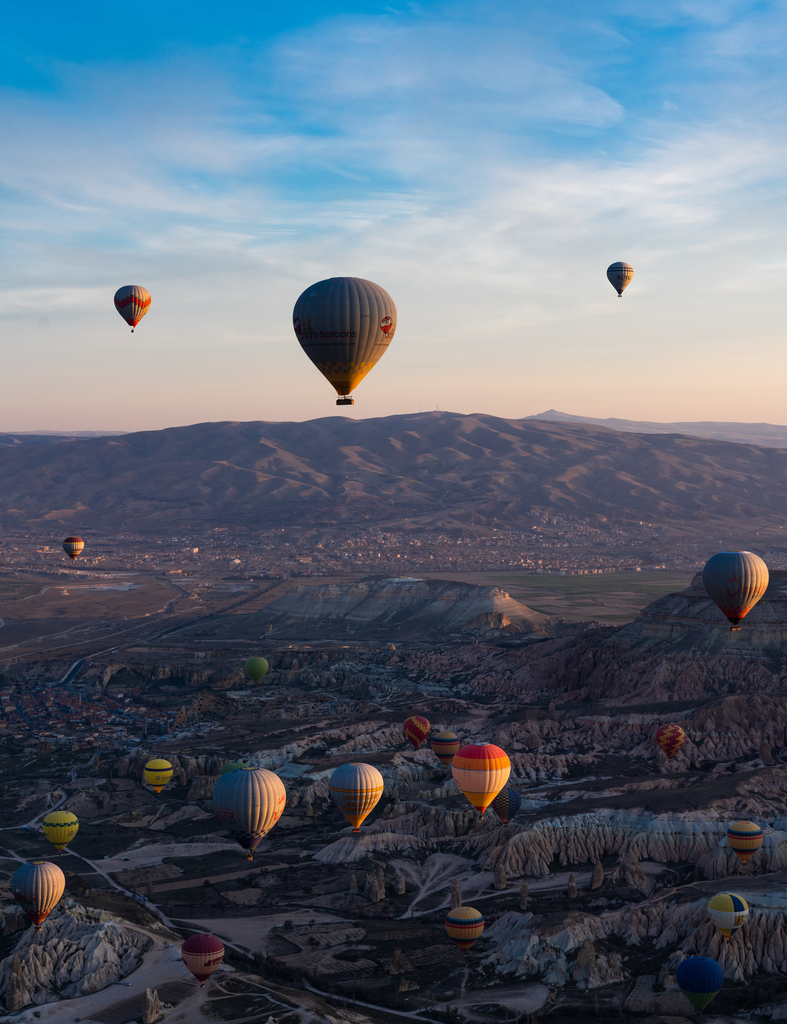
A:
[181,933,224,986]
[114,286,151,332]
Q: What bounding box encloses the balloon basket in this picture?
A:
[336,397,354,405]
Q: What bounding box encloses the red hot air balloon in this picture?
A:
[114,286,151,332]
[403,716,430,750]
[182,933,224,986]
[62,537,84,562]
[656,724,686,760]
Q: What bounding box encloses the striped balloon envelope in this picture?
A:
[114,285,151,332]
[675,956,724,1012]
[292,277,396,405]
[62,537,84,562]
[11,861,65,930]
[403,716,431,750]
[702,551,768,629]
[451,743,510,814]
[431,731,460,767]
[329,762,384,832]
[181,933,224,986]
[726,820,763,864]
[708,892,748,939]
[491,786,521,826]
[445,906,484,952]
[607,261,633,297]
[42,810,79,854]
[655,724,686,760]
[211,767,287,859]
[144,758,173,793]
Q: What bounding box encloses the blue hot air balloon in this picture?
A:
[675,957,724,1012]
[490,786,521,825]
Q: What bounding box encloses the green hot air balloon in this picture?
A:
[293,277,397,405]
[245,657,269,685]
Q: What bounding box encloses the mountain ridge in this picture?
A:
[1,411,786,537]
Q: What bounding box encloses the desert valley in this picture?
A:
[0,414,786,1024]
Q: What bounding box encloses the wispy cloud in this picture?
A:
[1,2,787,428]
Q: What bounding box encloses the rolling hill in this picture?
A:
[1,411,787,536]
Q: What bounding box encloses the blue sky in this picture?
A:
[2,1,787,430]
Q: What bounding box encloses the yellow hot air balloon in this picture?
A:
[726,820,763,864]
[144,758,173,793]
[42,810,79,854]
[431,731,460,768]
[451,743,510,814]
[293,277,397,405]
[445,906,484,952]
[11,860,65,930]
[708,892,748,939]
[211,766,286,860]
[702,551,769,630]
[607,261,633,297]
[329,762,383,832]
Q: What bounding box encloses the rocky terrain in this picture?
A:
[5,573,787,1023]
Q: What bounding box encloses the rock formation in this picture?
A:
[0,899,151,1011]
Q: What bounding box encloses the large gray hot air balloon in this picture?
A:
[702,551,769,630]
[293,277,396,405]
[607,262,633,297]
[211,766,286,859]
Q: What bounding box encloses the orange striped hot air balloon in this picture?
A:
[431,731,460,767]
[11,861,65,930]
[656,724,685,760]
[451,743,510,814]
[702,551,768,630]
[114,285,151,332]
[403,715,430,750]
[445,906,484,952]
[726,821,763,864]
[329,762,383,832]
[62,537,84,562]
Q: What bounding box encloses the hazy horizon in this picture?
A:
[4,2,787,431]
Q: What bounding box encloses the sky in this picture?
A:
[3,0,787,430]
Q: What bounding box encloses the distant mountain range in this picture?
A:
[1,411,787,537]
[530,410,787,448]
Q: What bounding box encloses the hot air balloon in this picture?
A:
[675,956,724,1013]
[702,551,769,630]
[452,743,510,814]
[221,761,248,775]
[62,537,84,562]
[708,892,748,940]
[491,787,521,826]
[445,906,484,952]
[329,762,383,832]
[211,766,286,859]
[114,286,151,332]
[42,810,79,854]
[244,658,269,685]
[181,933,224,987]
[607,262,633,297]
[431,731,460,768]
[144,758,173,794]
[11,861,65,930]
[656,724,686,760]
[293,277,397,405]
[726,820,763,864]
[403,716,430,750]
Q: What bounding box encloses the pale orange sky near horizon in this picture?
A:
[4,3,787,432]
